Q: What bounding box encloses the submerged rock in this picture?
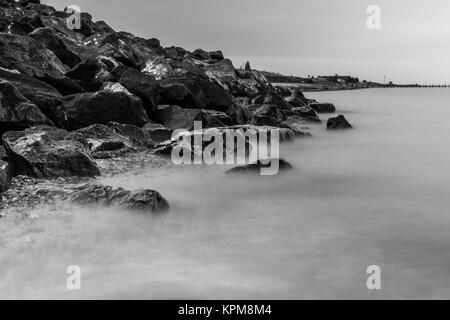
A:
[2,126,100,178]
[69,184,169,213]
[309,103,336,113]
[226,158,293,174]
[327,115,353,130]
[0,80,52,136]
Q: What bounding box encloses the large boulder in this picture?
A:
[69,184,169,213]
[152,105,234,131]
[327,115,353,130]
[2,126,100,178]
[0,80,52,136]
[65,58,114,91]
[29,27,81,68]
[0,160,13,192]
[64,90,149,130]
[159,72,234,112]
[0,68,69,128]
[119,68,160,114]
[309,103,336,113]
[75,123,154,159]
[0,33,67,78]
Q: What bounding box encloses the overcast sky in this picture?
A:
[46,0,450,84]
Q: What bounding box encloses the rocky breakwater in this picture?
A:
[0,0,352,214]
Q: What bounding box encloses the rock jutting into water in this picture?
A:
[327,115,353,130]
[0,0,351,213]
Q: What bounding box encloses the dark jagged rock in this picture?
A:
[75,123,153,159]
[153,105,234,131]
[0,33,68,77]
[309,102,336,113]
[0,68,69,128]
[209,50,224,61]
[0,160,13,192]
[65,57,114,91]
[2,126,100,178]
[29,27,81,68]
[286,95,309,108]
[327,115,353,130]
[0,80,52,136]
[36,73,85,96]
[291,107,321,123]
[142,122,173,143]
[226,158,293,175]
[119,68,160,113]
[274,86,292,98]
[191,48,210,61]
[159,72,234,112]
[63,90,149,129]
[68,184,169,213]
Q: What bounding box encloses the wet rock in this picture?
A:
[142,122,173,143]
[153,105,233,131]
[0,160,13,192]
[119,68,160,114]
[63,90,149,129]
[226,158,293,174]
[69,184,169,213]
[75,123,153,159]
[309,103,336,113]
[153,125,297,157]
[0,80,52,136]
[0,68,69,128]
[141,57,175,80]
[2,126,100,178]
[327,115,353,130]
[29,27,81,68]
[159,73,234,112]
[0,33,68,78]
[226,103,250,125]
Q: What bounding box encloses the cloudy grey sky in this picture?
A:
[46,0,450,84]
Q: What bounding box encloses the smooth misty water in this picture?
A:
[1,88,450,299]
